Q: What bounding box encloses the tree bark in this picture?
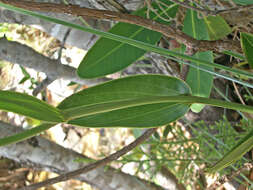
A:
[0,6,100,50]
[0,0,141,50]
[0,121,169,190]
[0,37,109,86]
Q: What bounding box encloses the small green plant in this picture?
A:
[98,117,253,189]
[0,0,253,175]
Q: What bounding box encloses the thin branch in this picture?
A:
[57,28,71,62]
[32,76,54,96]
[18,128,157,190]
[167,0,253,16]
[232,81,245,105]
[216,4,253,15]
[0,121,164,190]
[145,0,172,22]
[168,0,213,16]
[207,163,253,190]
[32,28,72,96]
[105,0,129,13]
[0,0,241,53]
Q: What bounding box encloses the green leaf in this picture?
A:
[204,15,232,40]
[19,76,30,85]
[183,9,214,113]
[20,65,30,78]
[19,66,31,84]
[1,2,253,88]
[207,129,253,173]
[232,0,253,5]
[0,123,55,146]
[186,52,214,112]
[77,1,178,78]
[58,75,191,128]
[0,90,64,122]
[241,32,253,68]
[183,10,209,40]
[223,50,245,60]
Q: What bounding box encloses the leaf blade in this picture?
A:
[0,123,55,146]
[204,15,232,40]
[77,1,178,78]
[58,75,191,127]
[241,32,253,68]
[68,103,189,128]
[1,2,253,86]
[0,90,64,122]
[207,129,253,173]
[232,0,253,5]
[183,9,214,113]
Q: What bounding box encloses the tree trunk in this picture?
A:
[0,121,169,190]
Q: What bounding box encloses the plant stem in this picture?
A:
[18,128,157,190]
[0,0,241,53]
[190,96,253,114]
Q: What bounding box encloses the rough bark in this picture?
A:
[0,37,109,86]
[0,6,100,50]
[0,0,142,50]
[0,36,173,86]
[0,121,170,190]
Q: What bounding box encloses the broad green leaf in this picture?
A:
[186,52,213,112]
[58,75,191,128]
[0,90,64,122]
[183,9,214,113]
[241,32,253,68]
[183,10,209,40]
[0,122,55,146]
[204,15,232,40]
[232,0,253,5]
[77,1,178,78]
[1,3,253,88]
[207,129,253,173]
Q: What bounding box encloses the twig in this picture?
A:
[168,0,214,16]
[166,0,253,16]
[207,162,253,190]
[57,28,71,62]
[0,0,241,53]
[155,0,172,20]
[32,27,71,95]
[145,0,172,22]
[216,4,253,15]
[32,76,54,96]
[105,0,129,13]
[232,81,246,105]
[18,128,157,190]
[32,28,71,96]
[232,80,253,119]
